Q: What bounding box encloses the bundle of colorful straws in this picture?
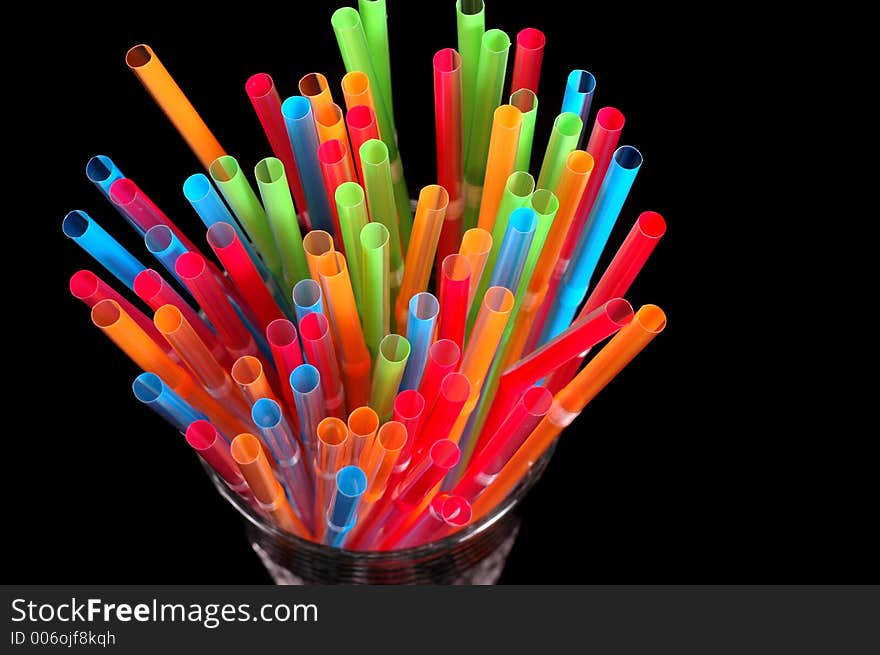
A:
[64,1,667,551]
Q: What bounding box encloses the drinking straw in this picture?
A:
[231,433,311,538]
[334,182,370,307]
[437,254,471,351]
[318,140,357,250]
[510,89,538,173]
[185,420,254,503]
[292,278,325,325]
[369,334,411,421]
[314,417,351,540]
[536,112,583,192]
[359,222,390,357]
[133,372,206,434]
[399,293,440,391]
[281,96,335,234]
[207,222,284,332]
[86,155,125,199]
[433,48,464,272]
[463,29,511,231]
[245,73,308,214]
[298,73,334,123]
[125,45,225,169]
[561,70,596,148]
[314,103,349,147]
[415,372,471,457]
[341,71,377,118]
[510,28,546,96]
[473,305,666,519]
[456,0,485,161]
[345,106,380,184]
[359,139,403,297]
[252,398,314,525]
[476,105,523,232]
[486,207,536,292]
[290,365,327,466]
[395,185,449,332]
[62,210,146,292]
[176,252,258,360]
[144,225,190,289]
[255,157,310,294]
[478,298,633,446]
[108,179,198,258]
[347,406,380,468]
[317,252,372,411]
[358,0,394,127]
[231,356,280,408]
[503,150,594,364]
[324,465,368,547]
[209,156,283,283]
[265,319,305,420]
[541,146,643,343]
[392,390,426,468]
[454,386,552,502]
[389,493,473,550]
[418,339,462,413]
[303,230,336,282]
[299,312,346,420]
[458,228,494,312]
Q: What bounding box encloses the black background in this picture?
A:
[7,2,868,583]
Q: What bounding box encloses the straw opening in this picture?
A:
[230,434,262,465]
[461,228,493,255]
[442,254,471,282]
[132,373,163,403]
[530,189,559,216]
[109,178,138,205]
[378,421,407,451]
[133,270,163,299]
[280,96,311,121]
[318,139,346,165]
[175,252,206,279]
[69,270,99,299]
[302,230,334,257]
[185,420,219,450]
[360,139,389,165]
[342,71,369,95]
[91,299,122,328]
[412,293,440,321]
[206,222,237,250]
[266,319,298,348]
[495,104,523,129]
[429,439,461,469]
[638,211,667,239]
[605,298,635,326]
[566,150,595,175]
[614,146,643,170]
[483,287,515,313]
[440,373,471,403]
[231,356,263,387]
[331,7,360,30]
[510,89,537,114]
[441,496,473,526]
[380,334,411,363]
[298,72,328,97]
[317,417,349,446]
[245,73,273,98]
[518,27,546,50]
[429,339,461,368]
[505,171,536,197]
[348,407,379,437]
[556,112,583,137]
[335,181,365,207]
[419,184,450,211]
[360,222,390,249]
[291,365,321,394]
[86,156,113,183]
[483,29,511,54]
[570,70,596,94]
[347,105,375,130]
[336,466,368,497]
[252,398,282,429]
[293,279,322,308]
[316,103,343,127]
[154,304,184,334]
[509,207,537,234]
[255,158,285,184]
[145,225,174,253]
[62,211,90,238]
[393,391,425,421]
[433,48,462,74]
[182,174,211,202]
[596,107,625,132]
[209,156,239,183]
[522,386,554,416]
[125,45,152,68]
[459,0,484,17]
[636,305,667,333]
[299,312,329,342]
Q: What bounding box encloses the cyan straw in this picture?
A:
[86,155,125,199]
[62,210,146,292]
[561,70,596,147]
[145,225,189,288]
[132,372,206,435]
[290,364,327,465]
[540,145,643,343]
[324,465,368,547]
[281,96,334,234]
[293,278,325,326]
[487,206,537,291]
[399,293,440,392]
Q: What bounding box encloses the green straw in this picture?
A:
[369,333,411,421]
[358,0,394,131]
[209,155,282,284]
[456,0,485,163]
[536,112,583,192]
[511,89,538,173]
[462,28,511,232]
[359,221,390,359]
[335,181,370,310]
[254,157,309,297]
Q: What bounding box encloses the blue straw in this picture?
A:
[290,364,327,462]
[132,372,206,435]
[324,465,368,548]
[280,96,334,234]
[399,292,440,391]
[85,155,125,199]
[488,207,537,292]
[145,225,190,288]
[561,70,596,148]
[62,210,146,292]
[540,146,643,343]
[293,279,325,326]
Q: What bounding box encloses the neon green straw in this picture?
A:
[511,89,538,173]
[462,28,511,232]
[335,181,370,310]
[359,221,390,359]
[254,157,309,297]
[536,112,583,192]
[369,333,411,422]
[358,0,394,131]
[456,0,485,164]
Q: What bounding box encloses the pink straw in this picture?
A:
[317,139,357,249]
[437,254,471,351]
[265,319,305,423]
[414,372,471,460]
[298,311,346,420]
[185,420,255,504]
[417,339,461,413]
[509,28,546,95]
[345,105,380,187]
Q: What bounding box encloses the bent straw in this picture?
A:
[317,252,372,411]
[290,364,327,466]
[360,139,403,299]
[433,48,464,272]
[360,222,391,358]
[341,71,377,118]
[510,89,538,173]
[437,254,471,351]
[473,305,667,520]
[358,0,394,127]
[255,157,310,294]
[347,406,380,468]
[335,182,370,307]
[395,184,449,332]
[418,339,462,413]
[476,105,523,232]
[125,45,225,169]
[537,112,583,192]
[86,155,125,199]
[185,420,253,503]
[293,278,325,325]
[456,0,485,160]
[458,228,494,313]
[303,230,336,282]
[62,210,145,292]
[561,70,596,147]
[298,73,334,124]
[145,225,190,288]
[231,356,280,409]
[370,334,411,421]
[325,465,368,547]
[246,73,307,213]
[281,96,335,234]
[265,319,305,421]
[133,372,206,434]
[542,146,643,343]
[345,105,380,184]
[315,103,349,147]
[231,433,310,538]
[318,140,357,250]
[486,207,536,292]
[299,312,346,419]
[314,417,351,540]
[399,293,440,391]
[510,28,546,96]
[415,372,471,458]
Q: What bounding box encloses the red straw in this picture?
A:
[185,420,254,503]
[317,139,357,250]
[298,312,346,420]
[417,338,461,413]
[245,73,308,218]
[414,372,471,459]
[109,178,201,254]
[433,48,464,274]
[510,28,546,95]
[392,389,427,468]
[345,105,380,186]
[265,319,305,425]
[437,254,471,351]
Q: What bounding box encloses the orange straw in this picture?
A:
[303,230,336,281]
[458,228,493,311]
[299,72,334,121]
[347,406,380,465]
[315,103,350,146]
[341,72,378,121]
[315,417,351,539]
[231,355,280,407]
[476,105,523,232]
[125,45,225,169]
